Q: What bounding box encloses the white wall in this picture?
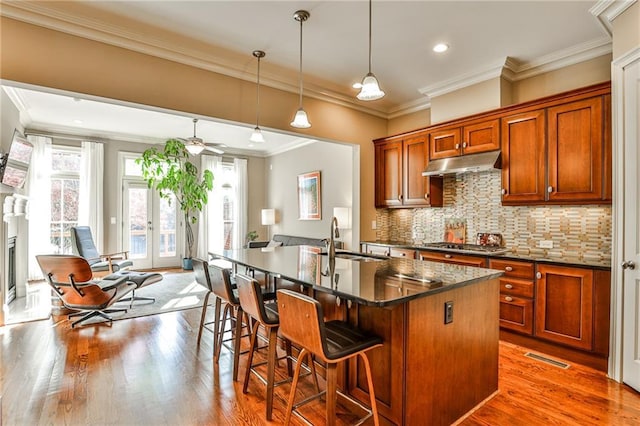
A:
[266,141,356,249]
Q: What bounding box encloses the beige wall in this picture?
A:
[511,55,612,104]
[430,77,503,124]
[612,2,640,59]
[387,109,430,136]
[0,17,386,241]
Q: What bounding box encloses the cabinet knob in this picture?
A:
[401,253,406,257]
[455,143,460,149]
[536,272,542,279]
[547,186,554,193]
[424,193,429,199]
[622,261,636,270]
[504,296,514,302]
[505,284,513,289]
[501,188,507,195]
[462,142,468,148]
[505,266,513,272]
[398,194,404,201]
[445,254,452,259]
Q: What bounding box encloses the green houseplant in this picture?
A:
[136,139,214,269]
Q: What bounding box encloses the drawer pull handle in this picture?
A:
[455,143,460,149]
[401,253,406,257]
[505,284,513,289]
[536,272,542,279]
[445,254,452,259]
[462,142,468,148]
[504,296,513,302]
[505,266,513,272]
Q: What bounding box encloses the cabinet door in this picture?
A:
[462,119,500,155]
[375,140,403,207]
[548,97,603,202]
[429,127,461,159]
[535,264,594,350]
[501,110,546,204]
[403,134,430,206]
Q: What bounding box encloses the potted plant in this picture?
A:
[137,139,213,270]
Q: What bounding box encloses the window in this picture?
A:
[50,147,81,253]
[221,163,236,249]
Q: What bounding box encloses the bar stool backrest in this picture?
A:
[209,262,238,304]
[277,289,328,361]
[236,274,269,323]
[192,258,213,292]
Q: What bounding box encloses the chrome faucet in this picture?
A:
[323,216,340,278]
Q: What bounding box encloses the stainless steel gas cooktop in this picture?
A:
[422,242,508,255]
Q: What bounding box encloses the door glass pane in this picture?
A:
[63,179,79,221]
[128,187,148,259]
[158,194,177,257]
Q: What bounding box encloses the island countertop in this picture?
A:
[209,245,503,307]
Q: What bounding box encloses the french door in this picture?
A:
[123,181,181,269]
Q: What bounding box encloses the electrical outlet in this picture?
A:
[444,301,454,324]
[371,220,377,230]
[110,217,116,225]
[539,240,554,249]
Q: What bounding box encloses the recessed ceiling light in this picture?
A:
[73,119,83,124]
[433,43,449,53]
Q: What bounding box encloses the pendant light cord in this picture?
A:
[368,0,372,74]
[256,55,261,127]
[298,17,304,107]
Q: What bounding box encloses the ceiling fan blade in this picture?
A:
[204,145,224,154]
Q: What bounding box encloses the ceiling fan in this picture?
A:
[178,118,225,155]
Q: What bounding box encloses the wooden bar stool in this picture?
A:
[192,258,220,350]
[208,261,252,381]
[235,274,310,420]
[277,289,383,426]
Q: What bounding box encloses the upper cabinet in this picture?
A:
[374,133,443,208]
[429,118,500,160]
[501,85,611,205]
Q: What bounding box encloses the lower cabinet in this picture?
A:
[535,264,594,351]
[417,250,487,267]
[490,259,535,335]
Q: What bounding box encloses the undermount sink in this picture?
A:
[320,251,386,262]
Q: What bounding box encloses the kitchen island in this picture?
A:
[209,246,503,425]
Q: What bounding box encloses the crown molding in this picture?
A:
[2,86,32,129]
[418,59,507,99]
[387,97,431,120]
[0,2,389,120]
[590,0,637,36]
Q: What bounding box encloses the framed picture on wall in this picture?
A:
[297,170,321,220]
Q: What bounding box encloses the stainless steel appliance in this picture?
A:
[421,242,508,255]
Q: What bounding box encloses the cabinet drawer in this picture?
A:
[389,248,415,259]
[499,277,534,298]
[489,259,534,279]
[418,250,487,267]
[500,295,534,335]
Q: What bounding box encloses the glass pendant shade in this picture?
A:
[249,126,266,143]
[185,144,204,155]
[290,108,311,129]
[357,72,385,101]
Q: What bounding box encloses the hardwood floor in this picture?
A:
[1,307,639,425]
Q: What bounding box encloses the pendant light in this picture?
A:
[249,50,266,143]
[357,0,385,101]
[290,10,311,129]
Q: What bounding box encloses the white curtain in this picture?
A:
[26,135,52,280]
[197,155,223,258]
[78,141,104,251]
[233,158,248,250]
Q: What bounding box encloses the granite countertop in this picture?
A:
[362,240,611,269]
[209,246,503,307]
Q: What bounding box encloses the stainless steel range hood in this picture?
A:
[422,151,501,176]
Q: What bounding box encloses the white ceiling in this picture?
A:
[1,0,611,154]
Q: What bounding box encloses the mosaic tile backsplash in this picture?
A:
[375,170,612,263]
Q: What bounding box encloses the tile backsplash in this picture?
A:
[375,170,612,263]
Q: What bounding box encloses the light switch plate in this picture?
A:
[539,240,554,248]
[371,220,377,230]
[110,217,116,225]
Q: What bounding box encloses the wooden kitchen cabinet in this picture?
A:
[429,118,500,160]
[501,84,611,205]
[362,244,390,257]
[389,247,415,259]
[501,110,547,204]
[374,133,443,208]
[490,258,535,335]
[535,264,594,351]
[418,250,487,267]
